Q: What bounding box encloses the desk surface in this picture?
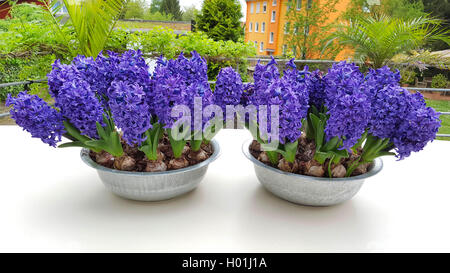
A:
[1,125,449,252]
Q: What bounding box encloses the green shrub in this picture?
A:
[400,69,416,85]
[431,74,448,88]
[0,55,55,101]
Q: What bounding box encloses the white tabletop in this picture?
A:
[1,125,449,252]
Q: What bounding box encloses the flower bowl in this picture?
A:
[242,140,383,206]
[81,139,220,201]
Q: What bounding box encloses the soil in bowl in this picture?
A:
[90,134,213,172]
[249,135,370,178]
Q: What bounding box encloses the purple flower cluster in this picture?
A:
[306,70,326,108]
[393,103,441,159]
[213,67,243,114]
[253,57,280,93]
[151,52,213,130]
[108,81,152,146]
[6,92,65,147]
[362,66,401,97]
[323,62,370,150]
[324,61,364,101]
[368,85,440,159]
[55,78,105,139]
[325,92,371,151]
[249,59,310,144]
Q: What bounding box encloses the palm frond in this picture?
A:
[327,14,450,68]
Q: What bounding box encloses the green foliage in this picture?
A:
[182,4,198,21]
[0,55,55,101]
[196,0,243,42]
[160,0,182,21]
[423,0,450,51]
[145,11,173,20]
[343,0,426,20]
[124,0,146,19]
[431,74,449,88]
[0,3,71,58]
[285,0,341,59]
[330,14,450,68]
[150,0,163,13]
[400,69,416,85]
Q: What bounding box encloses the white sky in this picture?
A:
[146,0,248,21]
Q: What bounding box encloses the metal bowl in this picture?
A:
[242,140,383,206]
[81,140,220,201]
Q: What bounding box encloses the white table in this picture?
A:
[1,125,449,252]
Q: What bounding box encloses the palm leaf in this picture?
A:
[327,14,450,68]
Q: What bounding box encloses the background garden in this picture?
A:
[0,0,449,138]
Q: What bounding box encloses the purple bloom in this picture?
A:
[253,57,280,96]
[324,61,364,102]
[55,78,105,139]
[306,70,326,108]
[362,66,401,97]
[214,67,243,115]
[393,102,441,159]
[6,92,65,147]
[108,81,152,146]
[185,80,214,131]
[368,85,411,139]
[47,60,79,98]
[240,83,255,106]
[251,77,309,144]
[325,91,371,151]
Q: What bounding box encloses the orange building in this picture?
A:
[244,0,352,59]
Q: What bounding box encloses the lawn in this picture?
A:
[426,99,450,141]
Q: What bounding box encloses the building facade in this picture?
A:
[244,0,352,59]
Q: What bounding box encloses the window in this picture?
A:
[263,2,267,12]
[260,42,264,52]
[270,32,274,43]
[271,11,276,22]
[249,22,253,32]
[304,24,310,35]
[261,22,266,33]
[294,26,298,34]
[307,0,312,9]
[292,46,297,57]
[250,3,254,13]
[255,22,259,32]
[282,44,287,55]
[296,0,302,10]
[256,3,260,13]
[287,0,291,11]
[284,22,290,34]
[273,0,277,6]
[254,41,258,48]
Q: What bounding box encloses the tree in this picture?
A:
[343,0,426,20]
[160,0,182,21]
[182,4,198,21]
[196,0,243,42]
[329,14,450,68]
[284,0,341,59]
[423,0,450,51]
[124,0,146,19]
[149,0,163,13]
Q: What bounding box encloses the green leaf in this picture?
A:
[63,120,90,142]
[58,141,92,149]
[323,136,339,152]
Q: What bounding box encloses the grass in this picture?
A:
[426,99,450,141]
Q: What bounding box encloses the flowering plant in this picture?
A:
[7,50,223,172]
[244,59,441,178]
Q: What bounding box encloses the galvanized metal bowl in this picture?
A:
[242,140,383,206]
[80,140,220,201]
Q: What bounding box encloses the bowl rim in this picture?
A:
[242,139,383,182]
[80,139,221,176]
